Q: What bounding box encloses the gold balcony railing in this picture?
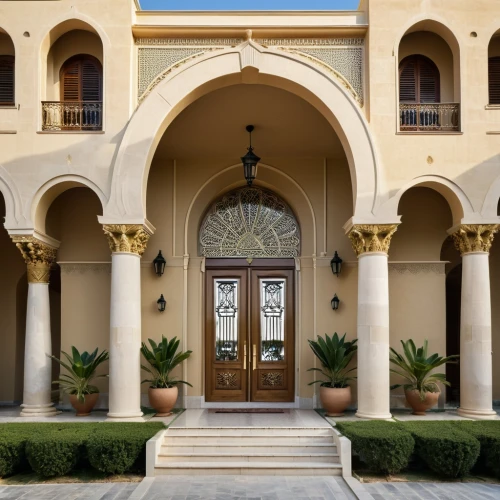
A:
[42,101,102,131]
[399,102,460,132]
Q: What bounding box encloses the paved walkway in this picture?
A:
[364,481,500,499]
[1,477,500,500]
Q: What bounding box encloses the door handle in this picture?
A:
[243,342,247,370]
[252,344,257,371]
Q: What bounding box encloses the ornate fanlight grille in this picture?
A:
[199,187,300,258]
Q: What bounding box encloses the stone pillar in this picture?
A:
[12,235,59,417]
[452,224,498,419]
[349,224,398,419]
[103,224,152,418]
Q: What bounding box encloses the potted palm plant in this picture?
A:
[308,333,357,416]
[141,335,192,416]
[48,347,109,416]
[390,339,459,415]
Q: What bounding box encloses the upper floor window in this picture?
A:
[488,56,500,105]
[42,54,103,131]
[0,55,14,106]
[60,55,102,102]
[399,55,440,103]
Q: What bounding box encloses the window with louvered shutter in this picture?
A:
[0,56,14,106]
[489,56,500,104]
[60,55,102,102]
[399,55,440,103]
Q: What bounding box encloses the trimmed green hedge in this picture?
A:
[336,420,500,479]
[88,423,163,474]
[336,421,414,474]
[0,422,164,478]
[456,421,500,478]
[401,422,480,477]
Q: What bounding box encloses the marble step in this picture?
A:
[160,443,337,454]
[158,452,340,463]
[154,461,343,476]
[166,427,333,437]
[164,435,334,445]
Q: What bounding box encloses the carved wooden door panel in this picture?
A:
[205,269,248,402]
[205,265,294,403]
[250,269,295,403]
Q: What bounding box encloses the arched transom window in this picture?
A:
[199,187,300,258]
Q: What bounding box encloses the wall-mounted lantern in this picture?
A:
[331,294,340,311]
[153,250,166,277]
[241,125,261,186]
[330,251,343,277]
[157,294,166,312]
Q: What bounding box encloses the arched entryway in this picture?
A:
[201,187,299,402]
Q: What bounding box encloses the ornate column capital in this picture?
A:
[348,224,398,257]
[451,224,499,255]
[102,224,152,256]
[12,236,58,284]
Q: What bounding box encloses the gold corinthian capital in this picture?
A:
[348,224,399,257]
[12,236,58,284]
[451,224,499,255]
[102,224,152,256]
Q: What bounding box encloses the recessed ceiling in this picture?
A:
[155,84,345,160]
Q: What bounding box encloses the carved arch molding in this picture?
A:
[199,187,301,258]
[136,38,364,105]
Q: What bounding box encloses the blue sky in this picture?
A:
[140,0,358,10]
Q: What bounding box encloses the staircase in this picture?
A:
[153,426,344,475]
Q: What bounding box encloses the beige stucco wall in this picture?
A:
[0,0,499,408]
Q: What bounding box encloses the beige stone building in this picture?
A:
[0,0,499,420]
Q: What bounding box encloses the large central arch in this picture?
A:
[104,40,382,223]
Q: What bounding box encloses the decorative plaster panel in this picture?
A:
[388,263,446,275]
[59,263,111,275]
[137,38,364,105]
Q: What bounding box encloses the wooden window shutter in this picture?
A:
[61,55,102,102]
[399,59,417,102]
[0,56,14,105]
[399,55,440,103]
[489,56,500,104]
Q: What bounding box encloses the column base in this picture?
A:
[20,403,60,417]
[107,411,144,420]
[457,407,498,420]
[355,411,393,420]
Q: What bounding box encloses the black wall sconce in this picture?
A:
[331,294,340,311]
[330,251,343,277]
[157,294,166,312]
[153,250,166,277]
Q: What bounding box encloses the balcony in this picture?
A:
[41,101,102,131]
[399,103,460,133]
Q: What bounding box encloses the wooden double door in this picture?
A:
[205,261,295,402]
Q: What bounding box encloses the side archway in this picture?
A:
[376,175,475,227]
[105,41,381,223]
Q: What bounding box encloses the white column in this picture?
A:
[349,224,398,420]
[108,252,142,418]
[452,224,498,419]
[103,224,152,419]
[12,236,59,417]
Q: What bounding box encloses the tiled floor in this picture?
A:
[170,410,331,429]
[0,407,180,426]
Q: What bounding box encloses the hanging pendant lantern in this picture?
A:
[241,125,261,186]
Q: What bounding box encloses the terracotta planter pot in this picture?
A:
[320,386,352,417]
[148,386,178,416]
[405,389,440,415]
[69,392,99,417]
